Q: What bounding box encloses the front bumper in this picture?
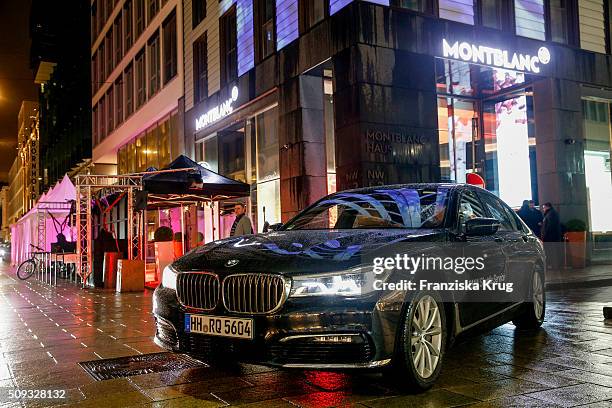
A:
[152,285,402,369]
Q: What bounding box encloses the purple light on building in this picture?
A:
[276,0,299,51]
[237,0,254,75]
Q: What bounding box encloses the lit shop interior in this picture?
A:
[436,58,538,209]
[436,56,612,252]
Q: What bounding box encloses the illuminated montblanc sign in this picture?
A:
[195,86,239,131]
[442,39,551,74]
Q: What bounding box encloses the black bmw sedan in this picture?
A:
[153,184,546,390]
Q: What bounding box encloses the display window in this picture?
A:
[193,105,281,239]
[116,110,179,174]
[436,58,538,208]
[583,99,612,234]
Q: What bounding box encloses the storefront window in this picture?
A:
[146,127,159,169]
[583,99,612,233]
[118,146,127,174]
[199,136,219,172]
[483,92,535,208]
[116,110,179,174]
[324,78,336,194]
[158,118,171,168]
[436,59,476,97]
[255,179,280,230]
[255,107,280,231]
[438,97,478,184]
[136,136,146,171]
[437,58,537,208]
[219,128,246,182]
[256,108,279,182]
[169,112,181,162]
[127,141,136,173]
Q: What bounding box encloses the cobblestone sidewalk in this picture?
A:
[1,264,612,407]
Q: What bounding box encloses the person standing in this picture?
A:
[541,202,563,269]
[541,202,562,242]
[230,203,253,237]
[518,200,543,237]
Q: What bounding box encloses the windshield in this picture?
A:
[283,187,450,230]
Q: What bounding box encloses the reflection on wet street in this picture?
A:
[1,263,612,407]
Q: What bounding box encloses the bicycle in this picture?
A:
[16,244,45,280]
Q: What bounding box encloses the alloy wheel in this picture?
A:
[410,295,442,379]
[533,273,544,320]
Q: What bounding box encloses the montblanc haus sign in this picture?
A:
[195,86,239,131]
[442,39,551,74]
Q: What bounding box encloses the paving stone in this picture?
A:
[525,383,612,407]
[2,264,612,407]
[360,389,478,407]
[446,378,550,401]
[483,366,581,387]
[550,369,612,387]
[462,395,564,407]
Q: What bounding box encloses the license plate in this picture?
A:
[184,314,253,339]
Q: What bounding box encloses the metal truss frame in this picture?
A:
[75,174,143,287]
[33,201,73,254]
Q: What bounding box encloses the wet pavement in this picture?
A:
[1,262,612,407]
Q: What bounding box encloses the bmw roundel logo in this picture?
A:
[225,259,239,267]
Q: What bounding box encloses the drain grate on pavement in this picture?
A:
[79,352,206,381]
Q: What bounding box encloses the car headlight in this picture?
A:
[289,267,384,298]
[162,265,178,290]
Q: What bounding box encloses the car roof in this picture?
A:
[337,183,481,195]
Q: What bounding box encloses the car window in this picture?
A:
[283,187,450,230]
[457,190,486,231]
[479,193,519,231]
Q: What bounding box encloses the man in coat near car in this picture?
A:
[541,202,563,269]
[518,200,543,237]
[230,203,253,237]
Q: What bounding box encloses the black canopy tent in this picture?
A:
[142,155,250,204]
[140,155,250,275]
[75,157,250,288]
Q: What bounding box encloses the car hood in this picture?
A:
[172,229,446,276]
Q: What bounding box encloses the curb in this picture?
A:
[546,277,612,290]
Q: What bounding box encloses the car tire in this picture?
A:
[388,291,447,391]
[513,269,545,330]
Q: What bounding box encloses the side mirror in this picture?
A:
[465,217,500,236]
[263,222,283,233]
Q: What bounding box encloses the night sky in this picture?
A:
[0,0,37,184]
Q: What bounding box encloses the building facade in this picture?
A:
[7,157,25,234]
[31,0,93,191]
[181,0,612,255]
[1,186,9,242]
[92,0,185,173]
[17,101,40,211]
[2,101,40,244]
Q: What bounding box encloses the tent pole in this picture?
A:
[180,204,185,254]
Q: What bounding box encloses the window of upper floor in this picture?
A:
[220,5,238,86]
[193,0,206,29]
[256,0,276,61]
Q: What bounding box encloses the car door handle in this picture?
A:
[494,237,503,243]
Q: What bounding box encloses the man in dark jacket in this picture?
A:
[541,202,563,270]
[518,200,543,237]
[541,202,562,242]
